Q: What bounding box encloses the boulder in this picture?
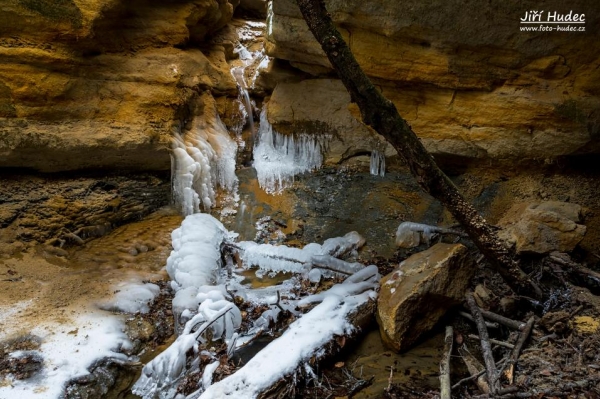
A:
[498,201,586,255]
[377,243,474,352]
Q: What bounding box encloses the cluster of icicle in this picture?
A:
[231,66,254,141]
[171,105,238,216]
[370,150,386,177]
[253,107,323,194]
[132,213,371,399]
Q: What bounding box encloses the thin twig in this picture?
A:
[452,367,486,390]
[191,305,234,342]
[274,290,285,312]
[480,309,526,330]
[504,316,535,384]
[311,265,353,275]
[468,334,515,349]
[440,326,453,399]
[452,357,508,390]
[460,311,499,329]
[466,292,498,395]
[497,386,520,395]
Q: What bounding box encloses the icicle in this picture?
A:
[253,107,323,194]
[232,67,255,140]
[370,150,386,177]
[133,214,243,399]
[171,102,238,216]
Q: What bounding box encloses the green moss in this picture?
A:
[555,99,587,125]
[18,0,83,29]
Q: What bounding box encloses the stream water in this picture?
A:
[0,18,445,399]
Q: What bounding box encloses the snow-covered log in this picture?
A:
[237,231,366,276]
[395,222,467,248]
[309,254,364,278]
[194,265,380,399]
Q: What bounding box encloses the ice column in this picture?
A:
[370,150,386,177]
[171,102,238,216]
[253,107,323,194]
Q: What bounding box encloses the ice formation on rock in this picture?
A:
[370,150,386,177]
[133,212,370,399]
[171,101,238,216]
[253,107,323,194]
[238,231,365,276]
[395,222,465,248]
[232,67,254,139]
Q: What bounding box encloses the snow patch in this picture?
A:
[101,281,160,314]
[0,311,130,399]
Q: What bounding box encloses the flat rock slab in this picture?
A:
[377,243,473,352]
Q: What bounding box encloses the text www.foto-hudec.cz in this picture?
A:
[520,10,586,32]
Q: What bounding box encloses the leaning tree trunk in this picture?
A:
[295,0,541,296]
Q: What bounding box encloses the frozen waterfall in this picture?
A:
[370,150,386,177]
[253,108,323,194]
[171,100,238,216]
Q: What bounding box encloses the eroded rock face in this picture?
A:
[266,79,393,164]
[265,0,600,163]
[377,243,474,352]
[0,0,238,172]
[0,173,170,252]
[498,201,586,254]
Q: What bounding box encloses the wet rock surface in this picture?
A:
[0,209,181,398]
[0,173,170,253]
[290,167,443,258]
[266,79,394,164]
[377,243,474,352]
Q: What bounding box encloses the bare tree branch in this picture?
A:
[294,0,541,296]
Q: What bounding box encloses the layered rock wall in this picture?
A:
[265,0,600,163]
[0,0,238,172]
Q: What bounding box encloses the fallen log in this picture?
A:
[194,266,380,399]
[548,252,600,292]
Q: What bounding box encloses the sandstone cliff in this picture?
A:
[265,0,600,163]
[0,0,238,172]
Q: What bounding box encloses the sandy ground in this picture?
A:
[1,209,181,339]
[0,209,182,397]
